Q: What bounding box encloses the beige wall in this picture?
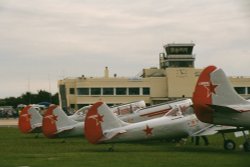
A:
[165,68,202,98]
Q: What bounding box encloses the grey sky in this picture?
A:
[0,0,250,98]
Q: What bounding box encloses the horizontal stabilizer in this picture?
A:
[56,125,75,134]
[208,104,242,113]
[102,129,127,141]
[191,125,237,136]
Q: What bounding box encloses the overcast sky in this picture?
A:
[0,0,250,98]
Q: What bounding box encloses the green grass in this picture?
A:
[0,127,249,167]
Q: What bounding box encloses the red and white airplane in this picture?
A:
[18,104,90,135]
[42,101,146,138]
[84,101,232,151]
[18,105,43,134]
[42,105,84,138]
[193,65,250,151]
[42,99,192,138]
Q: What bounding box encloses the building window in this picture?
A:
[247,87,250,94]
[69,88,75,94]
[129,87,140,95]
[77,104,89,109]
[143,87,150,95]
[103,88,114,95]
[234,87,246,94]
[77,88,89,95]
[91,88,101,95]
[116,88,127,95]
[70,104,75,109]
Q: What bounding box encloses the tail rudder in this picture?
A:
[208,66,248,105]
[85,102,126,144]
[193,65,248,123]
[52,106,78,130]
[18,106,32,133]
[28,107,43,132]
[42,105,58,138]
[193,66,218,123]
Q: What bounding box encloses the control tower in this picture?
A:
[159,43,195,69]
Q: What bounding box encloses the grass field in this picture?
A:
[0,127,249,167]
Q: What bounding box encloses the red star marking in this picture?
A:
[52,115,58,121]
[96,114,104,123]
[88,113,104,126]
[143,125,153,136]
[21,113,31,122]
[203,81,218,97]
[45,114,58,124]
[188,119,198,127]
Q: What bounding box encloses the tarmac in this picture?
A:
[0,118,18,127]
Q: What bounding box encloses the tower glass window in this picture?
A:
[166,46,193,55]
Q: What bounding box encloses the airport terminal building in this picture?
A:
[58,43,250,110]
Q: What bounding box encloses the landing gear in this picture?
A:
[222,133,236,150]
[224,139,236,150]
[34,133,39,138]
[61,139,66,143]
[243,140,250,152]
[242,131,250,152]
[108,144,115,152]
[221,130,250,151]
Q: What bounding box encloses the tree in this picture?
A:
[0,90,59,108]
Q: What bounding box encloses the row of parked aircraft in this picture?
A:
[18,65,250,152]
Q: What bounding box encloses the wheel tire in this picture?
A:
[224,139,236,150]
[243,140,250,152]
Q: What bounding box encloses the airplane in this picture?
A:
[42,105,84,138]
[41,100,146,138]
[193,65,250,151]
[84,101,234,151]
[18,105,43,134]
[42,99,191,138]
[68,105,92,122]
[18,104,91,135]
[116,99,192,123]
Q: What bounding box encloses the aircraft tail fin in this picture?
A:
[42,105,78,138]
[193,65,248,123]
[42,105,58,138]
[85,102,127,144]
[18,106,42,133]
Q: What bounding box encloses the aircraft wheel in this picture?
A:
[243,140,250,152]
[224,139,236,150]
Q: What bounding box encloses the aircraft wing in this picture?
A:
[191,125,238,136]
[56,125,75,134]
